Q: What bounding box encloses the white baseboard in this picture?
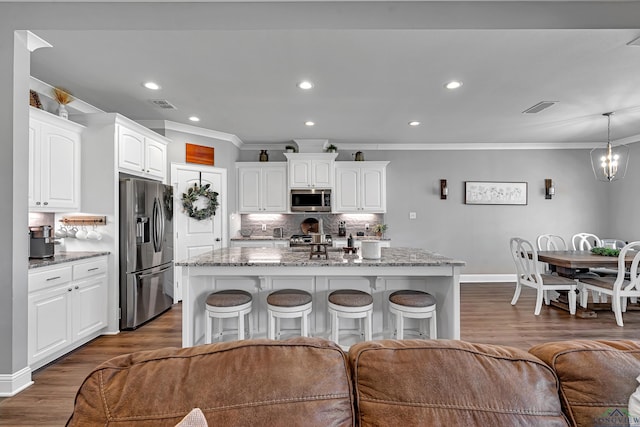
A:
[0,366,33,397]
[460,274,516,283]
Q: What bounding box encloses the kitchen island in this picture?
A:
[177,247,465,347]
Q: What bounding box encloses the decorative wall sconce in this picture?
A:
[545,179,555,199]
[440,179,448,200]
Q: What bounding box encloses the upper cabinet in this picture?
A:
[117,124,167,181]
[237,163,288,213]
[334,162,389,213]
[285,153,337,189]
[29,107,83,212]
[74,113,170,184]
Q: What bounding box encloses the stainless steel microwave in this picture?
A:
[290,189,332,212]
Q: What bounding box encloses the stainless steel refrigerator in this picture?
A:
[119,178,174,329]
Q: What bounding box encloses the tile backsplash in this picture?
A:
[239,213,385,239]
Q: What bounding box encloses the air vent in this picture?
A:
[149,99,177,110]
[522,101,557,114]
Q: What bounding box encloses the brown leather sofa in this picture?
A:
[66,338,640,427]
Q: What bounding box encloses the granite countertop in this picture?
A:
[230,236,289,241]
[29,251,110,269]
[176,247,465,268]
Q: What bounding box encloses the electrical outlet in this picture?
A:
[409,212,417,219]
[261,224,267,231]
[365,224,370,231]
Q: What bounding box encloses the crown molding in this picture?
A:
[136,120,244,148]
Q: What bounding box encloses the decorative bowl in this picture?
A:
[240,229,252,237]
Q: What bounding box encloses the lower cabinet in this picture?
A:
[28,256,108,369]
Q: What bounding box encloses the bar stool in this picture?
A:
[205,290,253,344]
[328,289,373,350]
[267,289,313,339]
[389,290,437,339]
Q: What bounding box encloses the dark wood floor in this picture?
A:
[2,282,640,426]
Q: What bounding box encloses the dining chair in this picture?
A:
[578,241,640,326]
[571,233,602,251]
[510,237,577,316]
[536,234,567,251]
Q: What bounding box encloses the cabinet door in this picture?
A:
[262,167,287,212]
[40,123,81,210]
[28,284,73,365]
[118,126,146,174]
[238,167,262,212]
[289,159,312,188]
[28,120,41,209]
[360,167,386,212]
[334,168,360,212]
[145,138,167,180]
[72,274,108,341]
[312,159,333,188]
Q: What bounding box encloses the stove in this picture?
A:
[289,234,333,247]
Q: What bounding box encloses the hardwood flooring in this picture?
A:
[2,282,639,426]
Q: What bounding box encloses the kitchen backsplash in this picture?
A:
[239,213,385,238]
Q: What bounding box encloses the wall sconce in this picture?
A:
[440,179,448,200]
[545,179,555,199]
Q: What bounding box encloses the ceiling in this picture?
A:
[28,1,640,150]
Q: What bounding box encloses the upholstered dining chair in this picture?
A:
[571,233,602,251]
[510,237,577,316]
[578,241,640,326]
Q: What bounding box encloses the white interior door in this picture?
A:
[171,163,227,302]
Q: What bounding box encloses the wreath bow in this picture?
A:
[181,183,219,220]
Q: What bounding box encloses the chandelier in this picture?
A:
[590,112,629,182]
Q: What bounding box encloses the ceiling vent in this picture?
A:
[522,101,557,114]
[149,99,177,110]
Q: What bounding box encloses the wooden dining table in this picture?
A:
[536,250,636,317]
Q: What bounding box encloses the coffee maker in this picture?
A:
[338,221,346,237]
[29,225,55,259]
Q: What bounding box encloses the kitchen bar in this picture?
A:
[177,246,465,347]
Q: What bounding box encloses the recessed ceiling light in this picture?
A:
[408,121,421,126]
[297,81,314,90]
[143,81,161,90]
[305,121,315,126]
[188,116,200,122]
[445,81,463,90]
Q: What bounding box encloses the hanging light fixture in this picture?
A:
[590,112,629,182]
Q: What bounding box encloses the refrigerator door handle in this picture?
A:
[138,264,173,279]
[152,197,164,253]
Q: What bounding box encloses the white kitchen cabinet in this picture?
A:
[29,107,83,212]
[117,124,167,181]
[28,256,108,369]
[237,163,287,213]
[334,162,389,213]
[285,153,337,189]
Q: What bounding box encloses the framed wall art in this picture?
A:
[465,181,528,205]
[185,143,214,166]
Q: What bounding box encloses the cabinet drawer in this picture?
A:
[29,265,73,293]
[73,258,108,280]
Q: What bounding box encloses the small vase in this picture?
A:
[57,104,68,119]
[259,150,269,162]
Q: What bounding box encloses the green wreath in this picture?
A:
[181,183,219,220]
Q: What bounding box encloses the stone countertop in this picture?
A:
[230,236,289,241]
[29,251,110,269]
[176,247,465,268]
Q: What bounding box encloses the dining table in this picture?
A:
[536,250,637,317]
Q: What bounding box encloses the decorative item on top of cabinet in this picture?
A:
[353,151,365,161]
[52,87,74,119]
[285,145,297,153]
[325,144,337,153]
[259,150,269,162]
[29,90,43,109]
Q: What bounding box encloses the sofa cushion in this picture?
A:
[349,339,569,427]
[529,340,640,427]
[67,337,354,426]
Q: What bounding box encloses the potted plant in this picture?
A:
[373,223,387,238]
[325,144,337,153]
[52,87,74,119]
[285,145,297,153]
